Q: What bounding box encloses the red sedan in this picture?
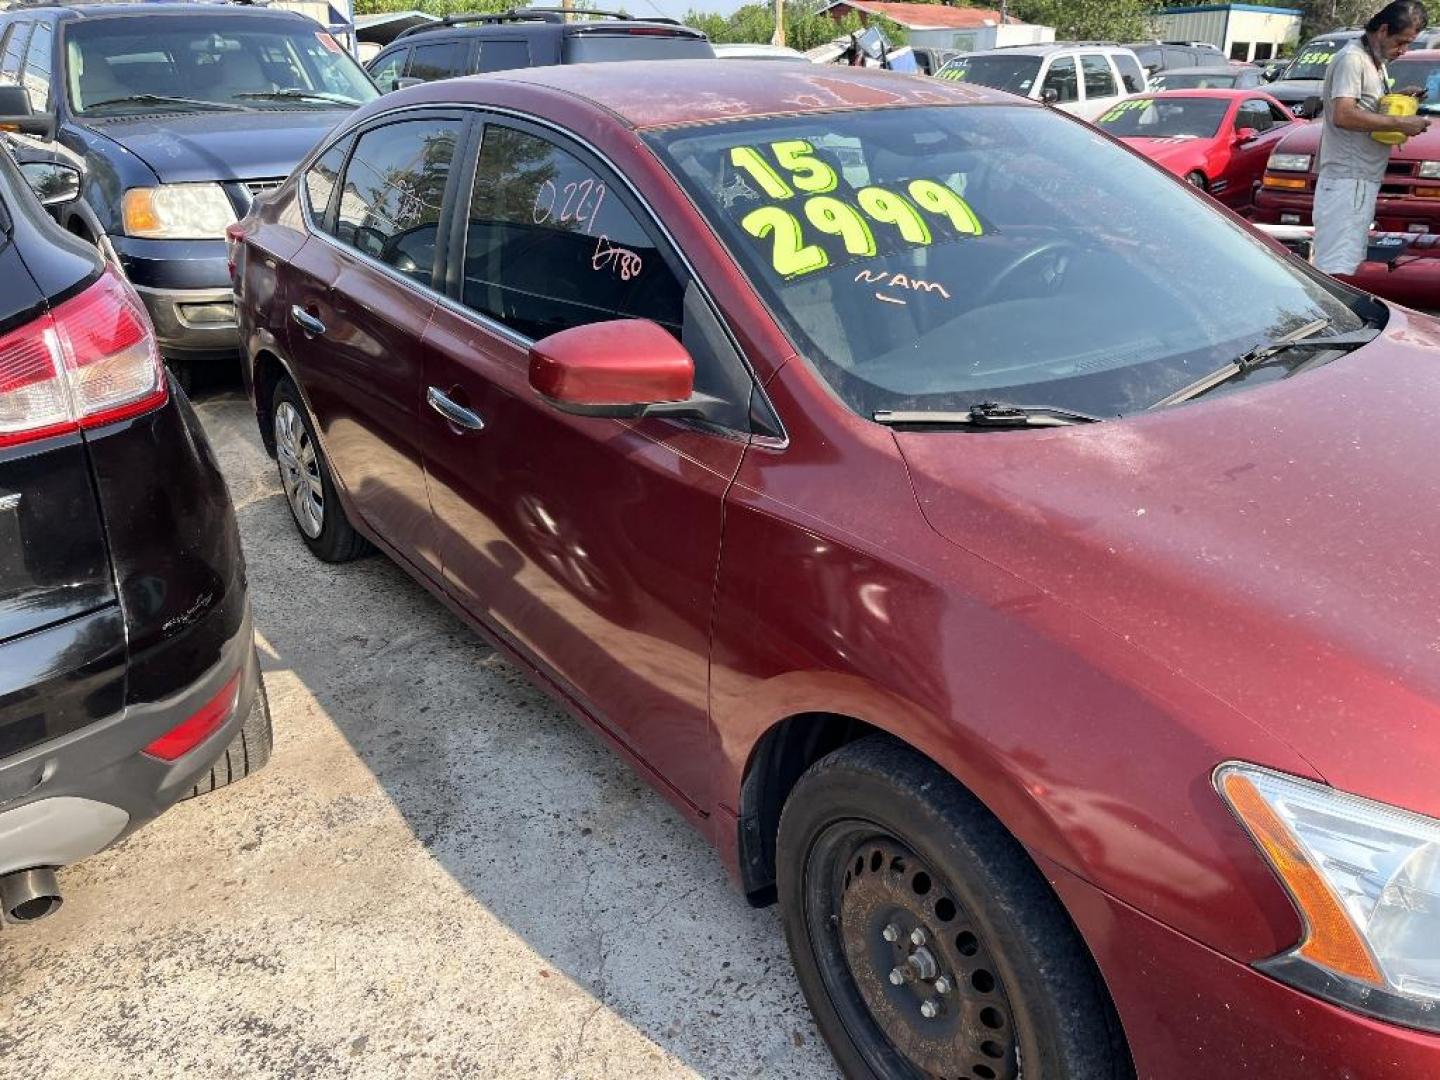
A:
[1094,88,1300,208]
[233,63,1440,1078]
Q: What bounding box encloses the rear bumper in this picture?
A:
[1043,855,1440,1078]
[0,604,263,876]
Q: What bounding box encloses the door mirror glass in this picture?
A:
[19,160,80,205]
[394,76,424,91]
[1041,87,1060,105]
[529,319,695,419]
[1235,126,1260,144]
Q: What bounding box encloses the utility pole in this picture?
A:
[772,0,786,46]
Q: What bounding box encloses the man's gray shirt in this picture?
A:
[1318,41,1391,180]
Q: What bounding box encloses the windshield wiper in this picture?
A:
[1151,318,1379,409]
[232,90,359,106]
[874,402,1102,428]
[86,93,243,112]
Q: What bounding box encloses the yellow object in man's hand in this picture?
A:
[1374,92,1420,144]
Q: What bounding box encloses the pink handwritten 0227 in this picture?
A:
[532,177,607,233]
[591,235,643,281]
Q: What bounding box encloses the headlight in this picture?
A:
[121,184,235,240]
[1217,763,1440,1031]
[1418,161,1440,179]
[1267,153,1313,172]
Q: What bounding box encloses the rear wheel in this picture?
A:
[777,736,1131,1080]
[271,379,370,562]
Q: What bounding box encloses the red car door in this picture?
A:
[419,119,760,810]
[1225,97,1296,210]
[284,112,470,581]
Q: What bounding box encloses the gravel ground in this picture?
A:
[0,383,838,1080]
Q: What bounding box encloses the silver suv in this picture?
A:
[936,43,1146,120]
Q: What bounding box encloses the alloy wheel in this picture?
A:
[274,400,324,539]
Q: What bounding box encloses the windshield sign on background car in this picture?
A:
[65,15,379,114]
[1285,40,1344,80]
[1096,97,1229,138]
[649,106,1363,418]
[934,55,1041,95]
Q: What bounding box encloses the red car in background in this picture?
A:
[1253,49,1440,304]
[1095,89,1300,209]
[233,62,1440,1079]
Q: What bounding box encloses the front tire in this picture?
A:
[271,379,370,563]
[777,736,1131,1080]
[1185,170,1209,191]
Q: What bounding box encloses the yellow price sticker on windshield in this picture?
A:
[1098,99,1151,124]
[726,143,982,278]
[1295,50,1334,66]
[937,67,967,81]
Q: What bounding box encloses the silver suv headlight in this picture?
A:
[1217,763,1440,1031]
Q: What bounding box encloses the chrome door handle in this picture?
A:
[290,305,326,336]
[427,386,486,431]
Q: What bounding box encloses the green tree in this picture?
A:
[1012,0,1159,42]
[682,3,904,49]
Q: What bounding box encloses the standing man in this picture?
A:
[1312,1,1431,275]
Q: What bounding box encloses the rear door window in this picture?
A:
[1,21,31,81]
[460,122,684,340]
[406,40,468,81]
[476,39,530,72]
[20,22,51,112]
[1080,54,1118,99]
[334,117,461,285]
[304,137,351,232]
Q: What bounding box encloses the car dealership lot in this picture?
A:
[0,386,836,1080]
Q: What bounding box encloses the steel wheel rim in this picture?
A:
[803,821,1021,1080]
[274,401,324,539]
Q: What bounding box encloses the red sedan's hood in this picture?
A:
[896,309,1440,816]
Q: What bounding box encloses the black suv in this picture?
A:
[1128,41,1227,76]
[1262,29,1364,113]
[0,2,377,381]
[0,134,269,925]
[366,8,713,92]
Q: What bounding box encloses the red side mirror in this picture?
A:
[529,319,695,419]
[1236,126,1260,144]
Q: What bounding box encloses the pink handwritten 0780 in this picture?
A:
[591,235,643,281]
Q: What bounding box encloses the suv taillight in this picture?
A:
[0,268,166,448]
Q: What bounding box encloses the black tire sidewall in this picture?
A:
[777,738,1126,1080]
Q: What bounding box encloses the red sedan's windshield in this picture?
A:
[1095,97,1230,138]
[648,105,1365,419]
